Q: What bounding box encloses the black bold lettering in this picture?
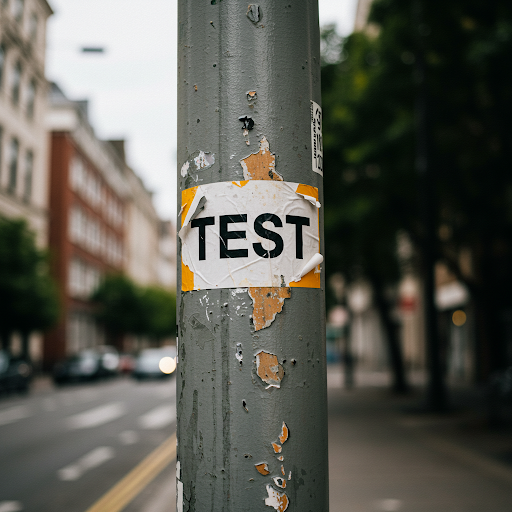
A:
[286,215,309,259]
[191,216,215,260]
[253,213,284,258]
[220,214,248,258]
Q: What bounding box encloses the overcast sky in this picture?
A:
[46,0,357,221]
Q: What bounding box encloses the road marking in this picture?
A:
[0,502,23,512]
[58,446,115,481]
[85,433,177,512]
[119,430,139,445]
[66,402,126,429]
[0,406,31,426]
[138,405,176,429]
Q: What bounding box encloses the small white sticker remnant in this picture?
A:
[176,460,181,479]
[179,180,321,291]
[236,343,243,364]
[181,161,190,177]
[177,479,184,512]
[194,150,215,170]
[265,484,289,511]
[311,100,323,176]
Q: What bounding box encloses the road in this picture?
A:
[0,376,176,512]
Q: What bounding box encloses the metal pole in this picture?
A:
[177,2,327,511]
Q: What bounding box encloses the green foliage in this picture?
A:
[91,274,176,341]
[0,217,59,337]
[322,0,512,372]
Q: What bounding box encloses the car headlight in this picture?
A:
[159,356,176,374]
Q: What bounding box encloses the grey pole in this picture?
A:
[176,2,327,511]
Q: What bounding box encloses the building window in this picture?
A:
[0,45,5,90]
[26,78,35,119]
[12,0,24,23]
[8,137,19,193]
[23,149,33,202]
[11,61,22,106]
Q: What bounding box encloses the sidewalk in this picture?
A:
[140,366,512,511]
[328,366,512,511]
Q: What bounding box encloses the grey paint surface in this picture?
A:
[177,1,328,510]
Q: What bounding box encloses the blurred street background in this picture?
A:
[2,0,512,510]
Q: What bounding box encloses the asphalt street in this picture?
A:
[0,376,176,512]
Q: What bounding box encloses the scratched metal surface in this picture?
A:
[177,1,328,510]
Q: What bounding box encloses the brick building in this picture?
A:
[44,83,129,368]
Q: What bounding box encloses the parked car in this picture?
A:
[52,346,120,385]
[132,346,177,381]
[0,351,32,394]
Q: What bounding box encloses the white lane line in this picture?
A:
[58,446,115,481]
[66,402,126,429]
[119,430,139,445]
[0,406,31,426]
[138,405,176,429]
[0,502,23,512]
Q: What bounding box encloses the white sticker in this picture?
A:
[311,100,323,176]
[180,181,321,291]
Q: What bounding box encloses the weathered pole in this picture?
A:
[176,2,328,511]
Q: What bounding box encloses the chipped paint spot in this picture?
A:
[265,485,289,511]
[236,343,243,364]
[176,460,181,479]
[194,151,215,170]
[242,399,249,412]
[181,161,190,177]
[273,476,286,489]
[240,137,282,181]
[278,455,284,461]
[249,288,291,331]
[239,115,255,131]
[255,462,270,476]
[272,442,282,454]
[288,471,292,480]
[256,351,285,389]
[177,480,184,512]
[247,4,262,23]
[279,422,289,444]
[280,465,285,476]
[247,90,257,101]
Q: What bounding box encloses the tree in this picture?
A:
[0,217,59,357]
[321,0,512,401]
[91,274,177,345]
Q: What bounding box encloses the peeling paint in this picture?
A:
[236,343,243,364]
[240,137,282,181]
[272,442,282,454]
[280,465,285,476]
[277,455,284,461]
[247,90,257,101]
[264,485,289,512]
[255,462,270,476]
[292,253,323,283]
[176,460,181,479]
[177,480,184,512]
[273,476,286,489]
[194,151,215,170]
[239,115,255,131]
[288,471,292,480]
[249,288,291,332]
[256,351,285,389]
[278,422,289,444]
[242,399,249,412]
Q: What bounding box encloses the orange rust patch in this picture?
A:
[256,351,285,389]
[279,422,289,444]
[255,462,270,476]
[272,442,282,454]
[281,465,285,476]
[240,136,282,181]
[249,287,291,331]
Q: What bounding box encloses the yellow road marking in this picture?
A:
[85,432,176,512]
